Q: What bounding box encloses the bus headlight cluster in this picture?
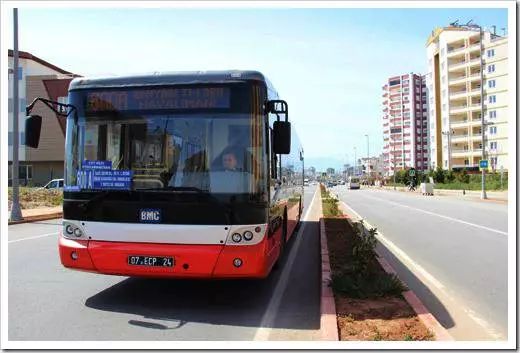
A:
[63,223,84,238]
[230,230,255,243]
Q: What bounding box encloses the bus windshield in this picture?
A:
[64,86,266,198]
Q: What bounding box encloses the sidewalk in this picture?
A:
[375,185,508,202]
[8,206,62,225]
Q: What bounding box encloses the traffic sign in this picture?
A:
[409,168,415,177]
[479,160,489,170]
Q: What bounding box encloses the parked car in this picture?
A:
[40,179,64,191]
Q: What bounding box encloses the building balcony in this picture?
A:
[468,42,481,52]
[452,148,483,158]
[448,75,468,85]
[448,60,468,72]
[447,45,467,56]
[451,134,469,142]
[449,89,468,99]
[450,105,469,113]
[468,72,482,82]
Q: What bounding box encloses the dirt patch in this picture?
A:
[336,297,434,341]
[321,185,434,341]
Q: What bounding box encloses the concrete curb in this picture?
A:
[333,193,454,342]
[8,212,62,225]
[319,217,340,341]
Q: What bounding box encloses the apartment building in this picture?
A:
[425,25,509,172]
[382,73,429,176]
[8,50,79,186]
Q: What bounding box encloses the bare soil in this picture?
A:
[323,201,434,341]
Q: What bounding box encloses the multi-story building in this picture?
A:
[8,50,79,186]
[426,25,509,172]
[382,73,429,176]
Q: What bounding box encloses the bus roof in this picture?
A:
[69,70,275,91]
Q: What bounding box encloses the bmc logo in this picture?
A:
[139,209,161,223]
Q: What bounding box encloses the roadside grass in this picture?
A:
[8,187,63,209]
[320,183,435,341]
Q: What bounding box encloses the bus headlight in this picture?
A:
[243,231,253,241]
[231,233,242,243]
[63,222,86,239]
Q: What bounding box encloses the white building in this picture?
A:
[425,25,509,172]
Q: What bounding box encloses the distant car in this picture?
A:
[347,176,360,190]
[40,178,64,191]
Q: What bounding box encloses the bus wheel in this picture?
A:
[274,210,288,270]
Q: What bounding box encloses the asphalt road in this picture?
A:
[331,185,509,341]
[8,186,321,341]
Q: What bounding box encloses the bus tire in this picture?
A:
[273,209,288,271]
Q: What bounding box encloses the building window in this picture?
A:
[489,95,496,103]
[20,98,25,112]
[487,49,495,57]
[8,98,12,112]
[488,64,496,73]
[464,159,469,165]
[488,79,496,88]
[490,141,498,150]
[489,110,497,119]
[491,157,498,167]
[489,126,497,135]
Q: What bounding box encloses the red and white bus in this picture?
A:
[25,70,305,278]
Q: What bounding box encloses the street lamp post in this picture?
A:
[353,147,357,176]
[365,134,369,177]
[442,129,455,170]
[478,25,487,199]
[10,8,23,222]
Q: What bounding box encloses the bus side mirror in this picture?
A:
[273,121,291,155]
[25,115,42,148]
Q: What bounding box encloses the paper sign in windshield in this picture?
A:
[77,169,133,190]
[82,160,113,170]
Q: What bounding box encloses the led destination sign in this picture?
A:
[86,86,231,113]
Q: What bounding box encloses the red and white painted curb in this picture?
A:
[319,217,339,341]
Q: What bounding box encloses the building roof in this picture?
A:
[8,49,75,75]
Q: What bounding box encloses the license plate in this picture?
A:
[127,255,174,267]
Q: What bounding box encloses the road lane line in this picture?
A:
[339,199,505,340]
[8,232,59,244]
[253,187,318,341]
[353,193,508,236]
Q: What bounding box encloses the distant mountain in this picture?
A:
[304,157,346,173]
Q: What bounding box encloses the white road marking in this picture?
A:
[353,192,508,236]
[8,232,59,244]
[339,199,505,340]
[253,187,318,341]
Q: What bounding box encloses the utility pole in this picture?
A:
[353,146,357,176]
[365,134,369,177]
[393,139,396,189]
[479,25,487,199]
[10,8,23,222]
[442,129,454,170]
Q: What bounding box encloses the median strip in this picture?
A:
[319,184,449,341]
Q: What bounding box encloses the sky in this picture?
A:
[2,3,509,171]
